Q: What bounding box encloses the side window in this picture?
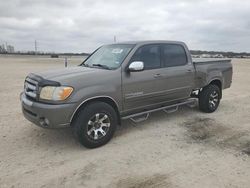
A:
[162,44,187,67]
[131,44,160,70]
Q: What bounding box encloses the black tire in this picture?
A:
[199,84,221,113]
[72,102,117,148]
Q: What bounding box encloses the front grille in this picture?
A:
[24,77,39,101]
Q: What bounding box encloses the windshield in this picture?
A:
[83,44,134,69]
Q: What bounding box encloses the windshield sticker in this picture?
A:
[112,49,123,54]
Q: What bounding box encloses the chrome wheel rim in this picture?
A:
[86,113,110,140]
[209,91,219,108]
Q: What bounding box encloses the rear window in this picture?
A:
[162,44,187,67]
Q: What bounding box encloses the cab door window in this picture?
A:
[130,44,161,70]
[162,44,187,67]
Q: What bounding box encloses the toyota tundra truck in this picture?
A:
[21,41,233,148]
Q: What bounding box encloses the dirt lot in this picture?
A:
[0,56,250,188]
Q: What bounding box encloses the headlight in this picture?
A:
[40,86,73,101]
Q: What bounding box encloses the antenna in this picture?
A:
[35,40,37,54]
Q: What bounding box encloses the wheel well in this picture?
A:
[209,79,222,90]
[209,79,222,98]
[71,97,121,125]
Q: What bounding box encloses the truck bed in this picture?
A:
[193,58,231,64]
[192,58,232,90]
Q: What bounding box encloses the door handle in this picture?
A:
[186,69,192,72]
[154,73,162,78]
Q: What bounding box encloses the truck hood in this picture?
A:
[30,66,119,91]
[35,66,106,81]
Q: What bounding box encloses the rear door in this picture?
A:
[158,44,194,101]
[122,44,164,111]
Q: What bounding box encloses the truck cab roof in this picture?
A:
[115,40,186,46]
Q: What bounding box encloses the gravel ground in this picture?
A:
[0,56,250,188]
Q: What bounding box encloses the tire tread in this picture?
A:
[199,84,221,113]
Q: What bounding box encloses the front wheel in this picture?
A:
[72,102,117,148]
[199,84,221,113]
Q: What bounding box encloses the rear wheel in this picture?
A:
[199,84,221,113]
[72,102,117,148]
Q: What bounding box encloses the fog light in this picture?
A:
[39,117,49,127]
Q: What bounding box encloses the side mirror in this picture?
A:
[128,61,144,72]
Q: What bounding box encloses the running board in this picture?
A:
[130,113,149,123]
[163,106,178,114]
[121,99,196,123]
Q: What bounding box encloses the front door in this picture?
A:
[122,44,164,112]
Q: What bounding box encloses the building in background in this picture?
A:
[0,44,6,53]
[0,44,15,53]
[6,45,15,53]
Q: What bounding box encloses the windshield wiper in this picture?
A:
[82,63,90,67]
[92,64,111,70]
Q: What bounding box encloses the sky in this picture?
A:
[0,0,250,53]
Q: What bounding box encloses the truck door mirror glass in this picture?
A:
[128,61,144,72]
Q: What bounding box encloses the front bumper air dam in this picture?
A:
[20,92,76,128]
